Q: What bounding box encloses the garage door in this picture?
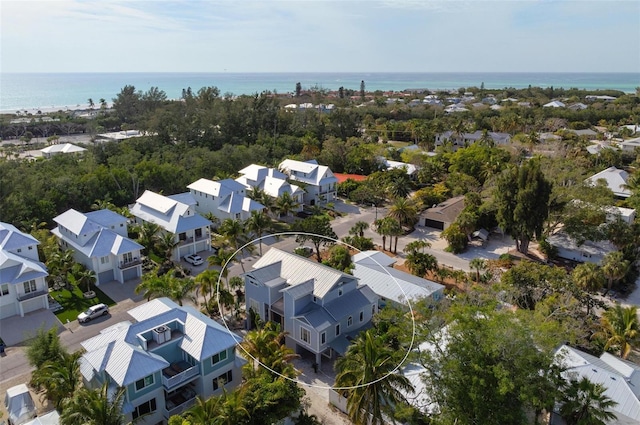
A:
[423,219,444,230]
[0,302,17,319]
[123,267,139,281]
[98,270,114,285]
[22,297,44,315]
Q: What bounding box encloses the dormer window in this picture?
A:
[338,289,343,297]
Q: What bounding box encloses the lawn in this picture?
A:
[50,285,116,323]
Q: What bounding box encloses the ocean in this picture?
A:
[1,72,638,113]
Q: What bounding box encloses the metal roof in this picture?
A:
[131,191,211,234]
[85,209,128,228]
[187,178,246,197]
[324,288,375,320]
[586,166,631,198]
[53,209,102,237]
[252,248,351,298]
[555,345,640,421]
[352,251,396,267]
[295,305,333,330]
[0,222,40,251]
[136,190,177,214]
[352,263,444,305]
[0,251,48,284]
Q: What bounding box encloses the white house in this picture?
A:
[547,232,616,264]
[242,248,378,366]
[235,164,304,211]
[0,222,49,319]
[40,143,86,158]
[130,191,212,262]
[543,100,566,108]
[585,167,631,199]
[79,298,244,425]
[377,158,418,177]
[352,251,445,308]
[278,159,338,206]
[52,209,143,285]
[552,345,640,425]
[187,178,264,222]
[619,137,640,153]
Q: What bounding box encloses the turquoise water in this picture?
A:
[1,72,638,112]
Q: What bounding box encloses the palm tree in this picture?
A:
[387,197,418,231]
[245,210,271,256]
[349,221,370,238]
[99,98,107,112]
[403,242,438,277]
[195,269,221,314]
[601,251,629,294]
[208,248,236,289]
[469,258,487,283]
[219,219,245,265]
[559,377,617,425]
[374,217,394,251]
[136,222,161,255]
[595,304,639,359]
[184,395,224,424]
[335,329,414,425]
[203,212,221,232]
[76,267,97,294]
[572,263,606,315]
[387,217,403,254]
[31,351,83,410]
[87,98,95,110]
[240,321,299,378]
[275,191,299,218]
[135,269,173,301]
[386,174,413,200]
[60,381,127,425]
[156,232,179,264]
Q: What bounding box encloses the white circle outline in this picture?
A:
[214,231,417,390]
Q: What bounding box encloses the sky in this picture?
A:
[1,0,639,73]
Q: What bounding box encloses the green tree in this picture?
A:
[335,329,414,425]
[275,191,299,218]
[360,80,366,100]
[441,222,468,253]
[594,304,639,359]
[136,221,161,255]
[293,215,338,262]
[60,382,127,425]
[219,218,246,269]
[403,240,437,277]
[560,377,618,425]
[156,232,179,263]
[324,244,353,273]
[240,321,299,378]
[601,251,629,294]
[26,326,66,368]
[495,160,552,254]
[387,197,418,231]
[195,269,221,315]
[31,351,83,410]
[469,258,487,283]
[245,210,271,256]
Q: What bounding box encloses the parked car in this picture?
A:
[77,303,109,323]
[5,384,36,425]
[184,254,204,266]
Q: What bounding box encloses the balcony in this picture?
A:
[17,289,48,302]
[162,361,200,389]
[164,386,197,417]
[178,233,209,246]
[119,257,141,269]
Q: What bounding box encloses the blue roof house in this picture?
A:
[242,248,378,367]
[79,298,244,424]
[0,222,49,318]
[52,209,144,285]
[130,191,212,262]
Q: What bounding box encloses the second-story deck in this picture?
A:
[162,360,200,390]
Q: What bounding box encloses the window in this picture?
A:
[23,280,36,294]
[335,324,340,336]
[321,332,326,345]
[347,316,353,327]
[313,296,317,303]
[195,228,202,238]
[179,232,187,241]
[0,284,9,296]
[100,256,109,264]
[300,327,310,344]
[134,374,154,391]
[132,398,156,420]
[372,304,376,315]
[123,252,132,263]
[212,350,228,366]
[338,289,343,297]
[28,246,33,250]
[359,311,364,322]
[17,248,22,253]
[213,370,233,390]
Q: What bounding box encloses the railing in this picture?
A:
[164,394,197,417]
[162,364,200,389]
[178,233,208,246]
[17,289,48,302]
[119,258,142,269]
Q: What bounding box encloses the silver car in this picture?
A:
[77,303,109,323]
